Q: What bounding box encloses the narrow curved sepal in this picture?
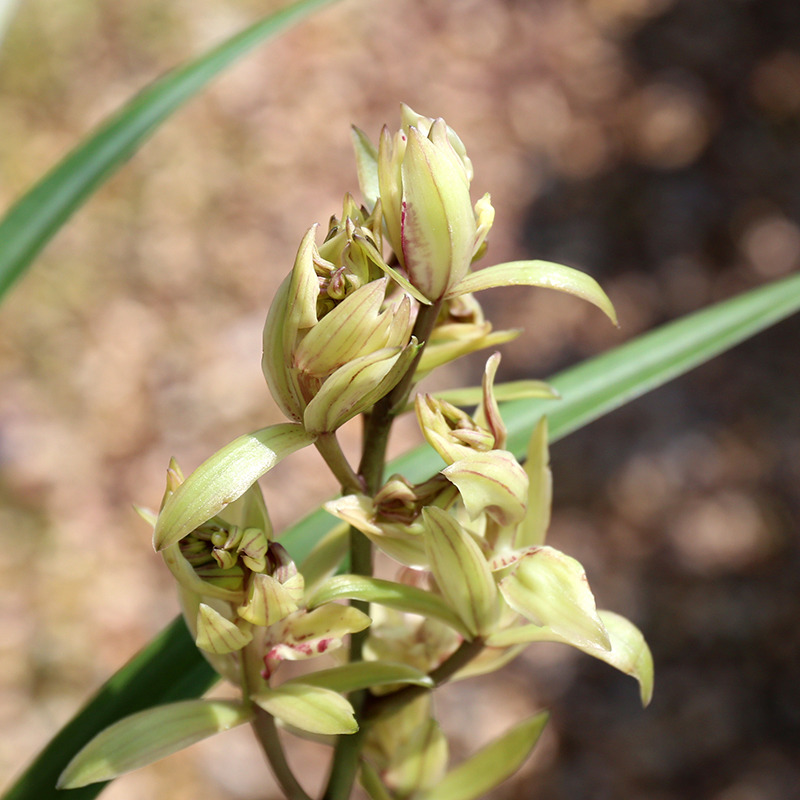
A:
[517,416,552,549]
[486,610,654,706]
[57,700,253,788]
[154,423,315,551]
[447,260,618,326]
[404,379,559,414]
[351,125,380,209]
[253,684,358,735]
[417,711,549,800]
[283,660,434,694]
[306,574,471,638]
[416,325,520,378]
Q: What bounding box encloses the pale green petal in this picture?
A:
[303,343,418,434]
[357,234,431,304]
[415,393,477,465]
[195,603,252,654]
[517,416,552,548]
[323,494,429,567]
[253,684,357,735]
[596,610,654,706]
[262,275,305,421]
[447,260,618,326]
[154,424,315,551]
[285,224,322,334]
[161,542,243,603]
[499,546,610,650]
[418,712,549,800]
[400,103,474,181]
[486,610,653,706]
[415,327,520,380]
[401,123,475,300]
[378,126,405,264]
[423,507,498,637]
[306,574,470,638]
[178,590,241,685]
[294,279,395,376]
[57,700,253,788]
[236,573,298,627]
[281,603,372,644]
[472,193,494,258]
[442,450,528,527]
[283,660,433,694]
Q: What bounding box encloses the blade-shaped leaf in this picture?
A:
[418,711,549,800]
[1,616,217,800]
[12,271,800,800]
[57,700,252,789]
[282,661,434,693]
[0,0,339,300]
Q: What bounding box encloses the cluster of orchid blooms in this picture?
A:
[60,106,652,800]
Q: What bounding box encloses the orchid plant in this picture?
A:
[2,3,799,800]
[57,105,652,800]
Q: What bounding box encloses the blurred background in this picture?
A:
[1,0,799,798]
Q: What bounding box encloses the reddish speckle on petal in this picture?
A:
[316,638,333,653]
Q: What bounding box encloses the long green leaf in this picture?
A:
[7,270,800,799]
[0,0,338,299]
[2,617,217,800]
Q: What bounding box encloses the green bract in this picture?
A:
[57,701,253,789]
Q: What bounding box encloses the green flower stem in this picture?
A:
[358,299,443,492]
[321,638,486,800]
[251,706,313,800]
[243,646,311,800]
[363,636,486,722]
[322,298,448,800]
[314,433,364,494]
